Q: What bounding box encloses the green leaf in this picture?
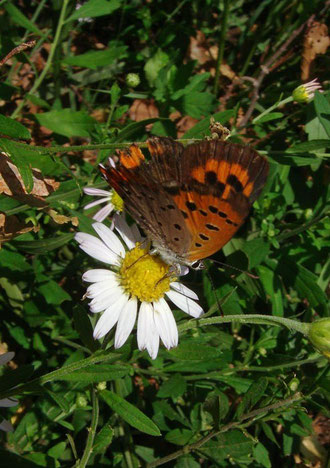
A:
[63,46,128,70]
[73,305,100,352]
[268,152,328,166]
[100,390,161,436]
[144,49,169,86]
[37,275,71,305]
[253,443,271,468]
[165,428,193,446]
[0,138,34,192]
[168,342,223,361]
[13,233,75,254]
[183,110,234,138]
[66,0,121,21]
[114,118,162,142]
[314,91,330,138]
[201,430,253,459]
[45,388,70,413]
[242,238,271,269]
[258,265,284,316]
[286,139,330,153]
[93,424,114,454]
[256,112,284,124]
[157,374,187,398]
[0,115,31,140]
[57,365,129,383]
[47,441,67,459]
[4,3,44,36]
[34,110,97,138]
[235,377,268,419]
[177,91,214,119]
[0,364,34,392]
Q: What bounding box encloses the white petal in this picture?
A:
[86,277,119,298]
[166,290,203,318]
[0,419,13,432]
[0,352,15,366]
[84,197,110,210]
[78,240,119,265]
[113,213,140,249]
[170,282,199,300]
[137,302,159,359]
[93,294,128,339]
[82,269,116,283]
[92,222,125,257]
[89,286,126,313]
[0,398,18,408]
[83,187,111,197]
[153,298,178,349]
[114,298,138,348]
[93,204,114,222]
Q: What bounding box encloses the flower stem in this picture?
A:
[178,314,310,336]
[213,0,230,96]
[252,96,293,124]
[77,386,99,468]
[11,0,70,118]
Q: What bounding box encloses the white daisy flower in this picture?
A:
[75,215,203,359]
[83,187,124,222]
[0,352,18,432]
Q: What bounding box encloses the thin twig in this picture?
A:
[147,393,303,467]
[238,15,315,129]
[0,41,36,68]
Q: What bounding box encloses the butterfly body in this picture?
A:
[100,137,269,268]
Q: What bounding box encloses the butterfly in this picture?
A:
[99,137,269,269]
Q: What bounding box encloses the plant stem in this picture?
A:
[252,96,293,124]
[147,393,303,467]
[213,0,230,96]
[178,314,310,336]
[78,386,99,468]
[11,0,70,118]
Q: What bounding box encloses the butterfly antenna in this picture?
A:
[205,269,224,317]
[209,259,259,279]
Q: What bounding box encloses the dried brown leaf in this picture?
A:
[0,213,39,246]
[301,22,330,80]
[0,152,59,207]
[48,209,79,226]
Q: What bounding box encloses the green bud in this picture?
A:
[288,378,299,392]
[292,79,322,103]
[76,395,88,408]
[126,73,141,88]
[308,319,330,358]
[97,381,107,391]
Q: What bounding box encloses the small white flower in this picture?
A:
[83,186,124,222]
[75,216,203,359]
[292,78,322,103]
[0,352,18,432]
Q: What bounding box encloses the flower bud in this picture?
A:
[126,73,141,88]
[308,319,330,358]
[76,395,88,408]
[292,79,322,103]
[288,378,299,392]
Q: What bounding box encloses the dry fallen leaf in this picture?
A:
[0,152,59,206]
[48,209,79,227]
[0,213,39,246]
[301,21,330,80]
[129,99,159,122]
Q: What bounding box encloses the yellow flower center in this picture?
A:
[111,190,124,212]
[119,244,173,302]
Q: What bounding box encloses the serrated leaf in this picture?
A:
[157,374,187,398]
[34,110,97,138]
[0,115,31,140]
[100,390,161,436]
[177,91,214,119]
